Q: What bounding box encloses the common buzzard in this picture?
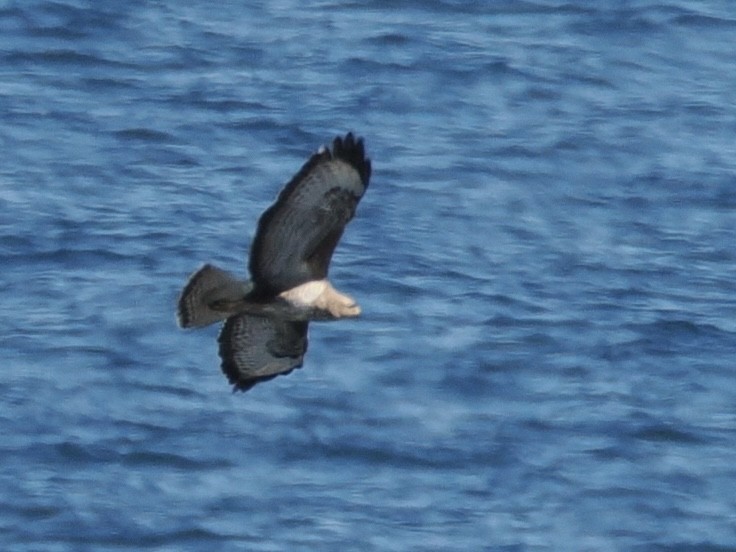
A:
[177,133,371,391]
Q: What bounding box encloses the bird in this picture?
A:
[177,133,371,391]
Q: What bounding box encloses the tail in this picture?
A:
[177,264,252,328]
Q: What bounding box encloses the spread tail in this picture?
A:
[177,264,252,328]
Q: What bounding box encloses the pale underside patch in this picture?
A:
[279,279,328,306]
[279,279,361,319]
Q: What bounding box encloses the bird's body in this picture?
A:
[177,133,371,391]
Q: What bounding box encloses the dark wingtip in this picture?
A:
[230,372,287,392]
[332,132,371,188]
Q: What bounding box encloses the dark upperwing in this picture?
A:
[248,133,371,297]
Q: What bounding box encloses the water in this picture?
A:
[2,1,736,550]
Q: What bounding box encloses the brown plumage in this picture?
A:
[177,133,371,391]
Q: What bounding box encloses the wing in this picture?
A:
[248,133,371,296]
[218,315,309,391]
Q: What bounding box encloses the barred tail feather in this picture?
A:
[177,264,251,328]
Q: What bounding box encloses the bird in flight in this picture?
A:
[177,133,371,391]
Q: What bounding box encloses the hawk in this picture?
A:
[177,133,371,391]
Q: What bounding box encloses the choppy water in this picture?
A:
[2,1,736,550]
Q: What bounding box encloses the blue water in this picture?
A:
[2,1,736,550]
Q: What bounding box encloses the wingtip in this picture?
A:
[331,132,371,187]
